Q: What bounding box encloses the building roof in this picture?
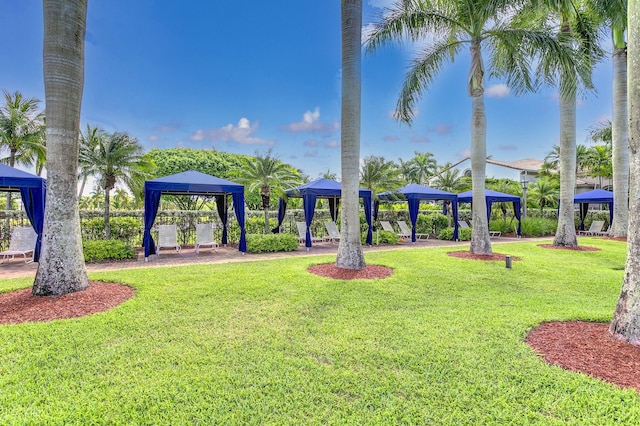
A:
[485,158,544,173]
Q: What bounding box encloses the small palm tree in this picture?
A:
[432,164,469,193]
[399,151,437,184]
[79,129,154,239]
[235,149,302,234]
[528,177,559,214]
[359,155,403,194]
[0,90,46,209]
[585,144,612,188]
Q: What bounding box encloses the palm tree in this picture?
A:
[609,0,639,344]
[432,164,468,193]
[591,0,628,237]
[359,155,403,194]
[0,90,46,209]
[365,0,579,255]
[399,151,437,184]
[78,124,105,198]
[33,0,89,296]
[337,0,365,269]
[584,144,612,188]
[235,149,302,234]
[528,177,559,213]
[524,0,602,247]
[79,131,154,239]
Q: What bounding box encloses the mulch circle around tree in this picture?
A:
[606,237,628,242]
[526,321,640,392]
[538,244,601,252]
[0,282,135,325]
[447,252,521,262]
[307,264,394,280]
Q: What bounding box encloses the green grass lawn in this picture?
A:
[1,239,638,424]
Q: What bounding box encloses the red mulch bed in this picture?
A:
[538,244,601,251]
[607,237,628,242]
[527,321,640,391]
[0,282,135,325]
[447,251,521,261]
[308,263,394,280]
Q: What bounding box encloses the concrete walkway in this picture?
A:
[1,236,543,280]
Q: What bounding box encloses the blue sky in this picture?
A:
[0,0,614,182]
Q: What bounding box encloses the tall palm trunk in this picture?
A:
[104,189,111,239]
[553,18,578,247]
[5,151,16,210]
[33,0,89,296]
[610,32,629,237]
[336,0,365,270]
[469,39,491,255]
[610,0,640,343]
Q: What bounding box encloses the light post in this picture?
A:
[520,175,528,220]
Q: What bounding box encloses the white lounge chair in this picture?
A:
[398,220,429,240]
[195,223,218,254]
[1,226,37,263]
[324,221,341,244]
[578,220,607,236]
[156,224,181,256]
[296,222,324,247]
[380,220,411,240]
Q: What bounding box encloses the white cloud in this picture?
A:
[304,139,318,147]
[324,140,339,148]
[189,118,274,145]
[281,107,339,133]
[148,135,159,142]
[304,150,318,158]
[485,84,510,98]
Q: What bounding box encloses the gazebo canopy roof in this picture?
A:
[378,183,457,201]
[457,189,520,203]
[144,170,243,195]
[0,163,46,190]
[574,189,613,204]
[285,178,372,198]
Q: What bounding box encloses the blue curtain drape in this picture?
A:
[372,199,379,231]
[272,198,287,233]
[407,198,419,243]
[303,194,317,247]
[608,201,613,225]
[513,201,522,236]
[19,187,45,262]
[143,189,162,258]
[216,195,229,244]
[232,193,246,252]
[579,203,589,230]
[363,194,373,245]
[451,200,459,240]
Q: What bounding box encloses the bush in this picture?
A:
[83,240,136,263]
[438,227,472,241]
[83,217,141,243]
[246,233,298,253]
[418,212,449,236]
[520,217,557,237]
[366,229,398,245]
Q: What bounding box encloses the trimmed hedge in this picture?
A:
[83,240,136,263]
[439,227,472,241]
[246,233,299,253]
[366,229,399,245]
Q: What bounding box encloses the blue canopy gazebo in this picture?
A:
[457,189,522,236]
[377,183,460,242]
[275,178,373,248]
[143,171,246,259]
[574,189,613,231]
[0,164,46,262]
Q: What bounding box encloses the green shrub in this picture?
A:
[418,212,449,236]
[520,217,557,237]
[83,240,136,263]
[366,229,398,245]
[246,233,298,253]
[82,217,140,242]
[438,227,472,241]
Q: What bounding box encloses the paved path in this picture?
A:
[1,236,544,280]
